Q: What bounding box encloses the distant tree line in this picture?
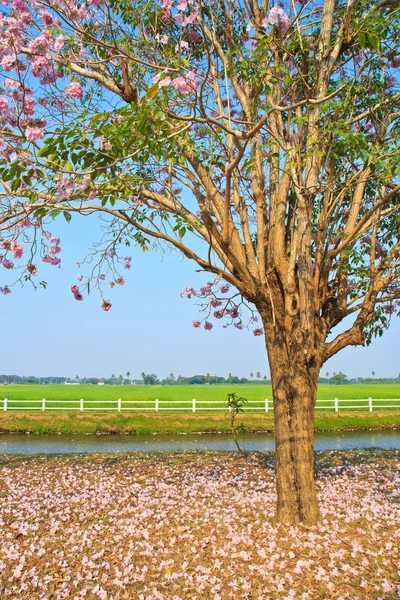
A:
[1,373,399,385]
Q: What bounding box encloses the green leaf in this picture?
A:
[10,178,21,192]
[358,32,367,48]
[367,33,380,51]
[146,84,159,100]
[37,146,53,158]
[63,211,71,223]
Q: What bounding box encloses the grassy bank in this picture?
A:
[1,410,400,434]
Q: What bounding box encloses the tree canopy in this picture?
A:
[0,0,398,351]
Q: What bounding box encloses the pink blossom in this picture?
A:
[0,97,9,112]
[25,127,45,141]
[0,286,11,294]
[155,33,168,44]
[1,54,16,72]
[102,300,112,311]
[54,35,65,50]
[26,263,37,274]
[23,97,35,115]
[172,76,193,93]
[263,5,290,29]
[158,76,172,88]
[1,258,14,269]
[175,40,189,52]
[65,82,84,99]
[204,321,213,330]
[253,328,264,336]
[40,11,54,26]
[192,320,201,328]
[10,242,24,259]
[28,31,51,54]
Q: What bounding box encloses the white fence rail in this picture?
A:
[2,397,400,412]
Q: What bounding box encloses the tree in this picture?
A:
[256,371,261,381]
[330,372,348,385]
[249,373,254,381]
[0,0,399,525]
[141,372,159,385]
[111,374,116,385]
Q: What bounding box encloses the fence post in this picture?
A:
[3,398,7,412]
[42,398,46,412]
[369,397,373,412]
[80,398,84,412]
[334,398,338,412]
[265,398,269,413]
[118,399,121,412]
[155,399,159,412]
[192,399,196,413]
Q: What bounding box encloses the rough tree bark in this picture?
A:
[260,307,322,525]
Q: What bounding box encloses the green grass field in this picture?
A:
[1,383,400,411]
[1,384,400,434]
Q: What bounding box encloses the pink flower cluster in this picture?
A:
[65,82,84,99]
[1,240,24,259]
[263,5,290,30]
[183,279,263,336]
[42,234,61,266]
[71,284,83,301]
[25,126,45,142]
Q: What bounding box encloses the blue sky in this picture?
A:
[1,212,399,380]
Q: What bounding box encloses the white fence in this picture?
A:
[2,397,400,412]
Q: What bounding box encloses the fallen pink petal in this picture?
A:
[0,450,398,599]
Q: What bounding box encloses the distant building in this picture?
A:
[65,382,80,385]
[98,382,105,385]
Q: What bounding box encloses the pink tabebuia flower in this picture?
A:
[263,5,290,29]
[159,76,172,88]
[27,263,37,274]
[25,126,45,141]
[102,300,112,311]
[172,77,192,93]
[253,328,264,336]
[65,82,84,99]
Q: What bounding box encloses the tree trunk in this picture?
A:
[263,322,321,525]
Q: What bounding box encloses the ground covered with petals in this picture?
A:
[0,450,399,600]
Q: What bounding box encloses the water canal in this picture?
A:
[0,430,399,454]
